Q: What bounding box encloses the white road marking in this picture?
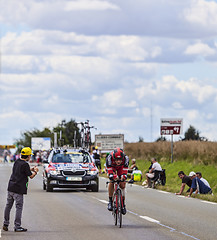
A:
[99,199,109,204]
[156,190,169,194]
[140,216,160,223]
[158,223,176,232]
[180,231,201,240]
[201,200,217,205]
[127,210,140,216]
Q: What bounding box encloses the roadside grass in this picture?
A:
[100,157,217,203]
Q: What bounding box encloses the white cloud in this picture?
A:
[64,0,120,11]
[184,42,216,56]
[2,0,217,37]
[183,0,217,28]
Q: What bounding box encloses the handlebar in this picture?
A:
[106,179,132,184]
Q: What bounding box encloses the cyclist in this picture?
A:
[106,148,129,215]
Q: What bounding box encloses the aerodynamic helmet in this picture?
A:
[113,148,124,160]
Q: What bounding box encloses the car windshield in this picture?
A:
[52,153,91,163]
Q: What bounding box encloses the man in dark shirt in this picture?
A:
[2,147,39,232]
[175,171,192,195]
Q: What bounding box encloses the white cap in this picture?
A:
[189,171,196,177]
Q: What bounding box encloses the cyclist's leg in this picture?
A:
[119,182,127,215]
[108,182,114,211]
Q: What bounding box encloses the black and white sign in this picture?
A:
[95,134,124,151]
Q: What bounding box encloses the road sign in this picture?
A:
[31,137,51,151]
[95,134,124,152]
[160,118,183,135]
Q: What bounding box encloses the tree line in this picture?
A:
[15,121,208,151]
[15,119,80,150]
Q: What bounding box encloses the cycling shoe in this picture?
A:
[108,201,113,211]
[121,205,127,215]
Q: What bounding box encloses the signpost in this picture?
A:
[95,134,124,152]
[160,118,183,163]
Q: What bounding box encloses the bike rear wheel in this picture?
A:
[117,189,122,228]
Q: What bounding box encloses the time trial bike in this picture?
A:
[107,179,130,228]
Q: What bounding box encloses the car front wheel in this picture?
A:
[43,181,46,190]
[91,184,99,192]
[46,183,53,192]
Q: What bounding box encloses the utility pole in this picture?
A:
[150,101,153,142]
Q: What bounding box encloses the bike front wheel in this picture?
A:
[117,189,122,228]
[113,197,118,226]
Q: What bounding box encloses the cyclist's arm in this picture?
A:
[121,156,129,180]
[106,155,117,180]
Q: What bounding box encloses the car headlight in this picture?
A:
[49,170,60,175]
[87,170,98,176]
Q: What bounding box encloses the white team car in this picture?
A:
[43,148,99,192]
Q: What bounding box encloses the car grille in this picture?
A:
[59,180,89,185]
[62,170,86,176]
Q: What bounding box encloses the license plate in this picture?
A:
[66,177,82,181]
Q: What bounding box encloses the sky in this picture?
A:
[1,0,217,145]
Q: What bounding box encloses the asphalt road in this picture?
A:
[1,163,217,240]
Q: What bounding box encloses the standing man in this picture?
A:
[2,147,39,232]
[175,171,192,195]
[92,146,101,174]
[3,148,9,163]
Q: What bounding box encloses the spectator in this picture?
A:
[145,158,162,188]
[36,151,41,165]
[196,172,211,188]
[142,161,153,186]
[128,159,138,174]
[3,149,9,163]
[175,171,192,195]
[2,147,39,232]
[128,159,142,183]
[188,171,212,197]
[41,150,48,163]
[92,146,101,174]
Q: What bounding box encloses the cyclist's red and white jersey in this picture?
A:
[106,153,129,178]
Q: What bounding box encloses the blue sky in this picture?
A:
[1,0,217,145]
